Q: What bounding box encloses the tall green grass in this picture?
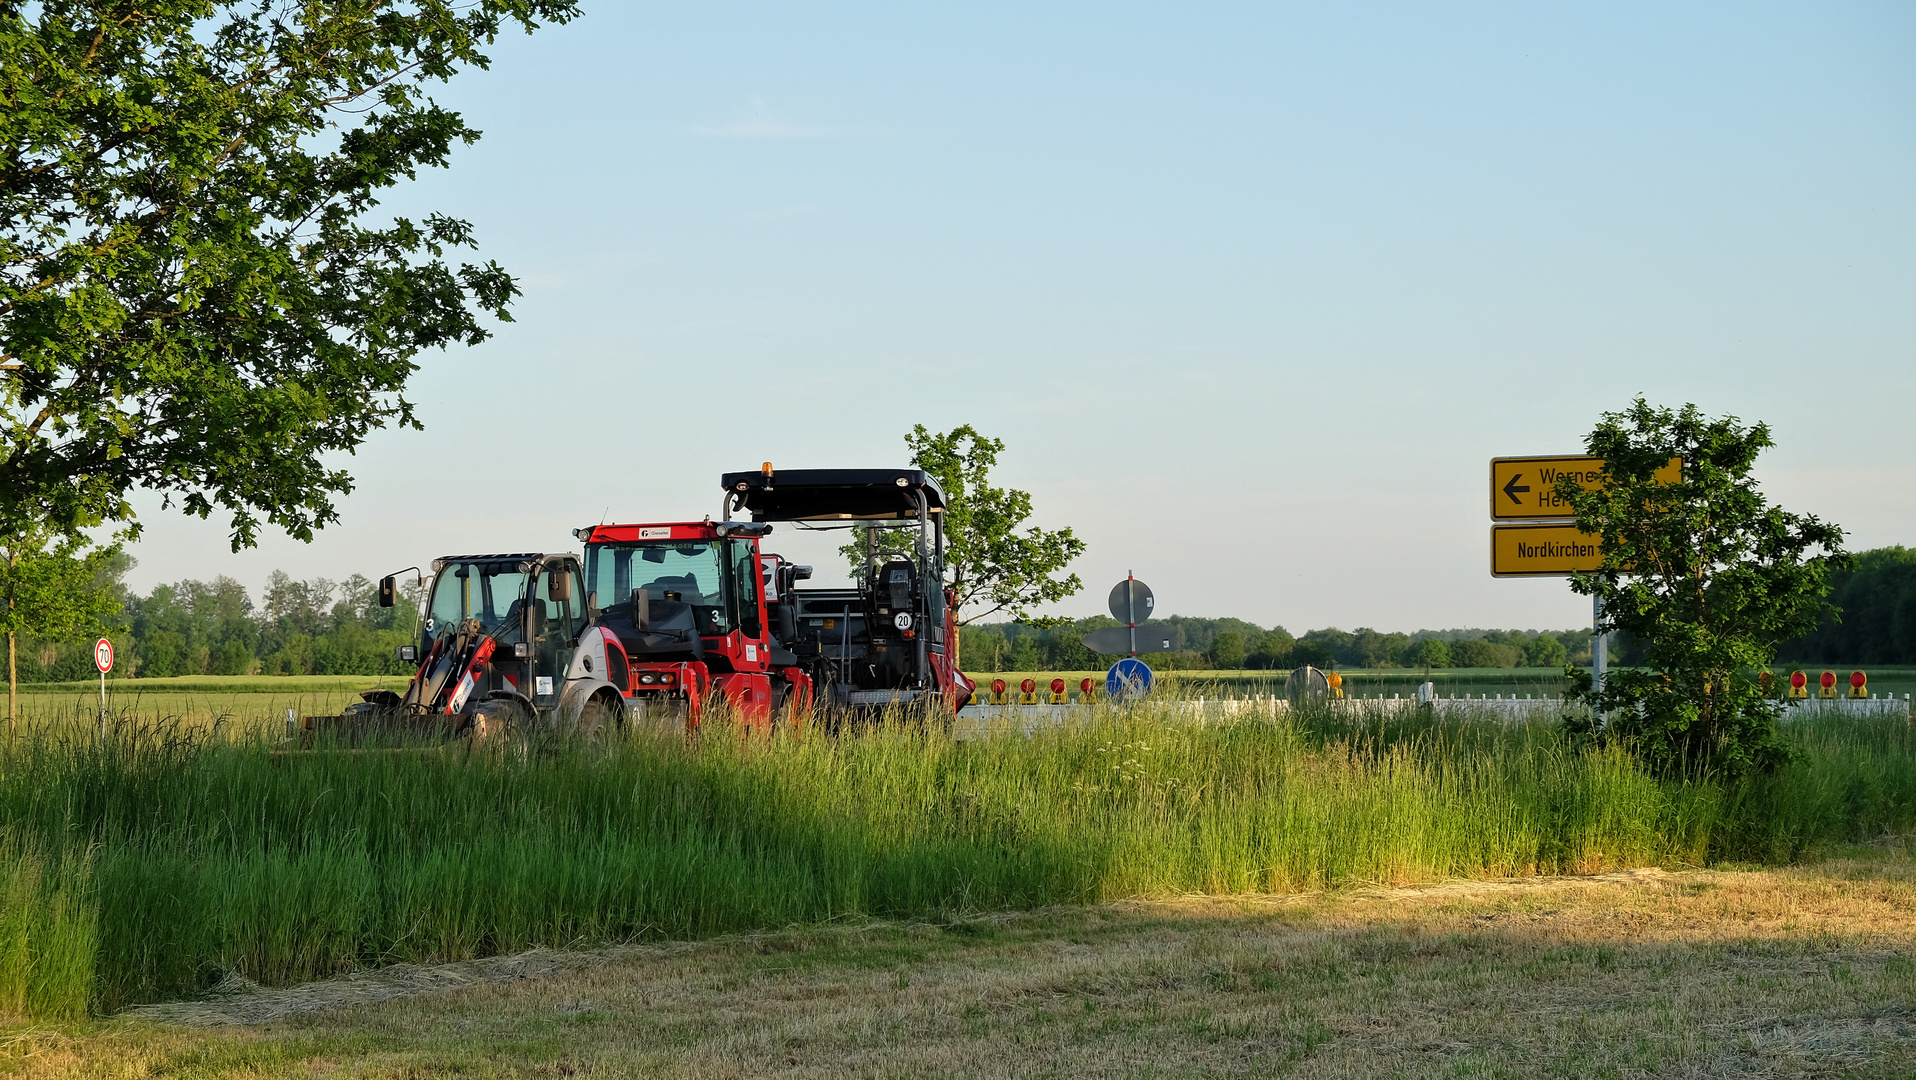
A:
[0,701,1909,1016]
[0,835,96,1021]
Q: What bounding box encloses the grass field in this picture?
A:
[14,675,410,695]
[12,848,1915,1078]
[0,694,1909,1026]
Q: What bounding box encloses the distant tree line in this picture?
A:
[16,545,1908,682]
[958,617,1596,672]
[1775,546,1916,664]
[13,561,420,682]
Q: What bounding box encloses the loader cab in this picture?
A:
[406,553,585,712]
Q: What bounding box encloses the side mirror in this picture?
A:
[397,644,417,663]
[586,590,599,622]
[631,589,650,629]
[547,568,571,602]
[378,576,397,608]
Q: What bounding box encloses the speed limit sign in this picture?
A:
[94,638,113,673]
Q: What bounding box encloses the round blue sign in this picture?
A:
[1106,658,1154,702]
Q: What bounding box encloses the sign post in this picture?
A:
[1107,574,1155,657]
[1592,595,1606,696]
[1095,575,1163,701]
[93,637,114,739]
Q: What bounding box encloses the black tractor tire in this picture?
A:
[574,696,618,744]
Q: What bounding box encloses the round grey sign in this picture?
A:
[1285,665,1330,706]
[1108,578,1155,624]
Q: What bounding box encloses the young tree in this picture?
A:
[0,530,123,729]
[1,1,578,551]
[844,424,1087,626]
[1561,400,1848,778]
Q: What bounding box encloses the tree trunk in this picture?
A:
[5,547,12,739]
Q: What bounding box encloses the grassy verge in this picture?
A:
[14,849,1915,1078]
[15,675,407,695]
[0,701,1910,1019]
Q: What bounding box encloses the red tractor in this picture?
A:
[576,466,973,728]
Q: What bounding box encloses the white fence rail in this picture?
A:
[953,691,1912,740]
[1780,697,1911,721]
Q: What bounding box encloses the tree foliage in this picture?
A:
[0,0,577,549]
[1778,546,1916,663]
[0,528,123,719]
[1561,400,1848,778]
[844,424,1086,624]
[1413,638,1451,670]
[958,619,1592,674]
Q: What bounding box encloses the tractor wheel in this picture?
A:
[574,696,618,745]
[469,699,520,745]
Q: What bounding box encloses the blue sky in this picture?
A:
[126,1,1916,634]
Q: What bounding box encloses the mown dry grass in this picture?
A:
[8,842,1913,1079]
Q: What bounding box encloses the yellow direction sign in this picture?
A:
[1489,456,1680,521]
[1491,523,1605,577]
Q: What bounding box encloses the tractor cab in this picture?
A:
[575,520,812,729]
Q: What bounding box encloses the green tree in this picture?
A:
[1561,400,1847,778]
[1451,639,1516,668]
[1247,628,1293,670]
[1413,638,1451,670]
[1209,630,1246,669]
[1,1,577,552]
[1523,633,1568,668]
[1778,546,1916,663]
[845,425,1086,628]
[1006,633,1044,673]
[0,530,122,727]
[1291,639,1336,670]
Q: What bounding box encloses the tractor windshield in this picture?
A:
[425,563,531,637]
[586,541,731,634]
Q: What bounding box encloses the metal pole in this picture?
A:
[1593,593,1607,696]
[98,664,106,740]
[1126,571,1137,658]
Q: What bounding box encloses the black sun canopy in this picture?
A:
[720,468,948,522]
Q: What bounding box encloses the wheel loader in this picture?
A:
[302,552,629,744]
